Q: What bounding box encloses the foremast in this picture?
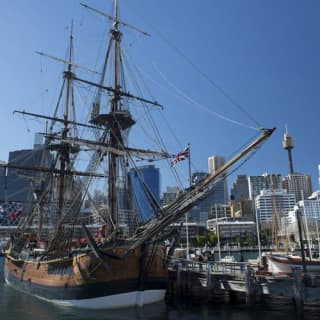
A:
[45,22,81,256]
[2,23,82,258]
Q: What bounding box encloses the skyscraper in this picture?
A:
[185,155,228,224]
[0,147,51,203]
[207,155,228,204]
[188,172,211,224]
[0,140,53,226]
[281,173,312,202]
[129,165,160,222]
[248,173,282,200]
[229,175,255,219]
[281,197,320,241]
[230,174,249,201]
[255,189,296,225]
[208,155,226,174]
[162,186,180,206]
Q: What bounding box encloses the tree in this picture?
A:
[208,231,218,247]
[196,235,207,247]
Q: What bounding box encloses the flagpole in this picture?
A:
[186,143,191,260]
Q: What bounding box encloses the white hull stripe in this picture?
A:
[46,289,166,309]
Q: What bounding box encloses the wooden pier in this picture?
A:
[166,258,320,315]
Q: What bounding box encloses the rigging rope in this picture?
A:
[121,45,186,190]
[154,64,260,132]
[124,3,262,129]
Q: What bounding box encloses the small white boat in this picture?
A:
[264,253,320,274]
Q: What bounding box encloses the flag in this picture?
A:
[171,146,189,167]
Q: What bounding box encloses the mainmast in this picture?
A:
[88,0,135,237]
[79,1,161,238]
[109,0,121,235]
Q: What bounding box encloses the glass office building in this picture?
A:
[129,165,160,222]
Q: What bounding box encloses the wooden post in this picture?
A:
[293,267,304,315]
[176,262,182,298]
[207,262,212,301]
[245,264,255,306]
[296,210,307,273]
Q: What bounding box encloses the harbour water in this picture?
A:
[1,256,319,320]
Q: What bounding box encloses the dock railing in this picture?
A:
[168,257,248,279]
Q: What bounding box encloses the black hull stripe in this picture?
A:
[5,269,167,300]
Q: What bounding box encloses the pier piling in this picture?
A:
[293,268,303,314]
[245,265,256,306]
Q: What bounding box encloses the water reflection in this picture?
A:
[1,257,320,320]
[1,282,57,320]
[54,301,169,320]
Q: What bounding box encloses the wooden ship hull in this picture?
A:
[4,243,168,309]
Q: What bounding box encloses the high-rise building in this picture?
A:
[207,155,228,204]
[0,143,53,226]
[230,199,254,219]
[230,175,254,219]
[188,172,211,224]
[129,165,160,222]
[298,198,320,220]
[0,147,51,203]
[185,156,228,224]
[248,173,282,200]
[162,186,180,206]
[280,196,320,241]
[255,189,296,225]
[191,171,207,186]
[208,155,225,173]
[281,173,312,202]
[230,175,249,201]
[208,204,232,220]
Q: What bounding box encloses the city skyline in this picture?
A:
[0,1,319,195]
[1,141,318,200]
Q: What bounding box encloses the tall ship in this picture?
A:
[2,1,274,309]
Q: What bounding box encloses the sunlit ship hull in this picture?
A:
[4,243,168,309]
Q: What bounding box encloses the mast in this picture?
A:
[186,144,191,259]
[108,0,122,236]
[80,1,123,236]
[84,0,144,238]
[57,22,75,227]
[271,188,280,252]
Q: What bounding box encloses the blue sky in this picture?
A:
[1,0,320,194]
